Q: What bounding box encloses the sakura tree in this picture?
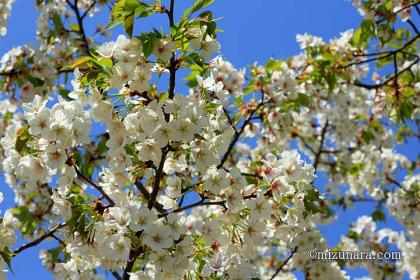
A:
[0,0,419,279]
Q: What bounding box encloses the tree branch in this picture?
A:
[313,120,329,173]
[393,2,420,14]
[81,0,97,20]
[217,99,266,169]
[66,0,91,55]
[351,34,419,59]
[123,2,176,278]
[385,174,407,192]
[134,179,165,213]
[355,57,419,89]
[74,165,115,206]
[167,0,175,27]
[147,150,168,210]
[158,199,226,218]
[393,52,399,100]
[270,247,297,280]
[111,271,123,280]
[406,19,420,36]
[13,223,66,255]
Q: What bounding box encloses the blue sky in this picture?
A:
[0,0,414,279]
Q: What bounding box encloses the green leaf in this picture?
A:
[61,56,91,71]
[347,230,359,240]
[49,247,62,263]
[15,126,30,155]
[0,247,15,273]
[397,101,413,122]
[125,0,140,11]
[325,71,336,92]
[97,57,113,69]
[372,210,386,221]
[58,88,74,101]
[108,0,126,29]
[137,30,162,56]
[69,23,80,32]
[27,76,44,87]
[52,13,63,30]
[124,11,135,37]
[108,0,154,36]
[352,28,362,45]
[352,18,375,47]
[296,93,310,107]
[265,59,282,73]
[183,0,215,19]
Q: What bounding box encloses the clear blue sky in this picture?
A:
[0,0,413,279]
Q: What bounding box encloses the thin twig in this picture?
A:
[351,34,419,58]
[393,2,420,14]
[158,199,226,218]
[81,0,97,19]
[74,165,115,206]
[223,106,238,133]
[217,100,266,169]
[355,57,419,89]
[270,247,298,280]
[385,174,407,192]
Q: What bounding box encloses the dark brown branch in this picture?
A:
[385,175,407,192]
[111,271,123,280]
[177,193,186,207]
[81,0,97,20]
[158,199,226,218]
[355,57,419,89]
[351,34,419,58]
[124,2,177,278]
[241,172,263,179]
[169,0,175,27]
[406,19,420,36]
[123,243,143,280]
[0,70,21,77]
[51,234,66,247]
[223,107,238,133]
[134,179,165,213]
[147,150,168,210]
[13,223,66,255]
[349,197,378,203]
[74,165,115,206]
[66,0,91,55]
[217,100,266,169]
[166,0,176,110]
[270,247,297,280]
[313,120,329,173]
[393,2,420,14]
[297,136,317,155]
[344,53,393,68]
[393,52,399,100]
